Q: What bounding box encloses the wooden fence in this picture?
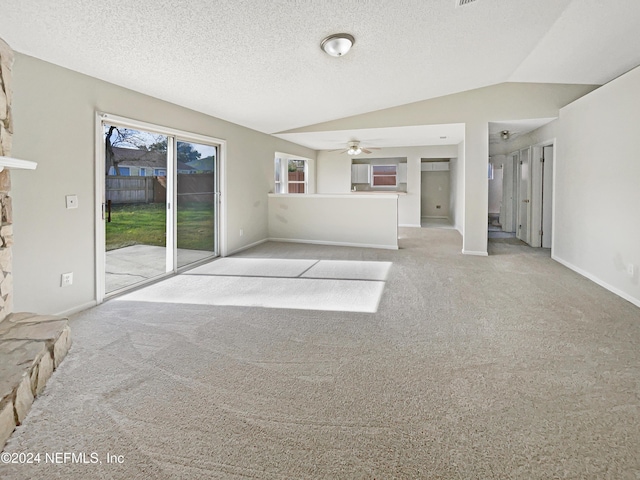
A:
[106,176,155,204]
[106,174,215,205]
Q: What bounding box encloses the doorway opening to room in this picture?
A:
[96,114,225,301]
[488,120,555,250]
[488,146,555,246]
[420,159,453,228]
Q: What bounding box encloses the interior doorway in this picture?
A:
[96,114,223,301]
[420,159,452,228]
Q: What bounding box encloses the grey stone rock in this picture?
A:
[0,225,13,248]
[0,171,10,193]
[0,314,70,449]
[1,195,12,225]
[0,88,5,122]
[0,273,12,298]
[0,398,15,450]
[14,374,33,424]
[0,123,11,158]
[0,339,44,402]
[53,325,71,368]
[0,315,67,341]
[35,351,54,396]
[0,247,10,272]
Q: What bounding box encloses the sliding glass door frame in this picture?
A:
[95,112,226,303]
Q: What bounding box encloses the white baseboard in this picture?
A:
[552,255,640,309]
[399,224,421,228]
[462,249,488,256]
[225,238,268,256]
[269,237,398,250]
[55,300,98,318]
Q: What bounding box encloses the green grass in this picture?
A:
[106,202,215,251]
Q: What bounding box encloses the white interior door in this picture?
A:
[517,147,531,243]
[501,152,518,233]
[541,145,554,249]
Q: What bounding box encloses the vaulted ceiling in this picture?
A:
[2,0,640,138]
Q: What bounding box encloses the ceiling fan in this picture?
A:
[331,141,380,155]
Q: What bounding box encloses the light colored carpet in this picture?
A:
[301,260,392,281]
[188,257,317,278]
[117,274,386,313]
[2,227,640,479]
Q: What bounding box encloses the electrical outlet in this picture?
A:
[65,195,78,209]
[61,272,73,287]
[239,228,244,237]
[628,264,635,277]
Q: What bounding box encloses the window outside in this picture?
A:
[371,165,397,187]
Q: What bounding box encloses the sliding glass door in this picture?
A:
[100,117,220,298]
[176,140,218,268]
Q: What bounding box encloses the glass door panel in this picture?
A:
[104,123,169,294]
[176,140,218,268]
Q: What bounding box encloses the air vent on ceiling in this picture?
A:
[456,0,478,6]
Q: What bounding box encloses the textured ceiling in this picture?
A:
[276,124,465,151]
[1,0,640,137]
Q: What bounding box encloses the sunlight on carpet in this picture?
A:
[116,275,386,312]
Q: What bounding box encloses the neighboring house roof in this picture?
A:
[186,156,214,172]
[111,146,195,172]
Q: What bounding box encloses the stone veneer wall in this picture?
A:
[0,38,14,322]
[0,36,71,451]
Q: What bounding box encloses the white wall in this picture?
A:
[554,65,640,307]
[284,83,597,255]
[421,171,450,217]
[449,142,465,235]
[10,53,315,315]
[317,145,457,228]
[268,194,398,249]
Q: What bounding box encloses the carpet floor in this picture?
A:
[2,227,639,479]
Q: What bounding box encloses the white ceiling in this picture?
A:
[1,0,640,143]
[488,118,555,144]
[276,124,465,151]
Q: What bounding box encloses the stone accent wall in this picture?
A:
[0,38,14,322]
[0,36,71,453]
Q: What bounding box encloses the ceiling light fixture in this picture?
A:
[321,33,355,57]
[347,145,362,156]
[501,130,510,140]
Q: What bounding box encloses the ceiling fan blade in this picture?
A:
[361,148,372,154]
[327,148,349,153]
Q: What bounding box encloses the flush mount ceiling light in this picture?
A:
[321,33,355,57]
[501,130,510,140]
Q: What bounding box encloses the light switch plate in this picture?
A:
[65,195,78,209]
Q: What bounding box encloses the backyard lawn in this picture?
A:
[106,202,215,251]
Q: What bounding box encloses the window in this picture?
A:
[275,155,308,194]
[371,165,397,187]
[287,159,306,193]
[274,157,284,193]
